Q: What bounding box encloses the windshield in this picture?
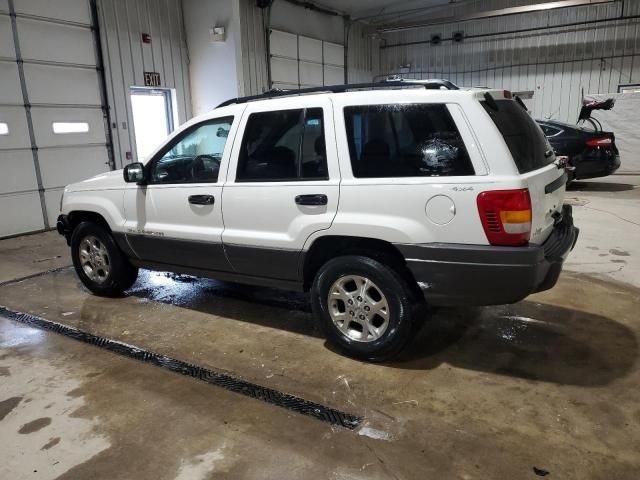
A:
[482,100,554,173]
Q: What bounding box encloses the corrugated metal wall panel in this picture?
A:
[238,0,269,96]
[379,0,640,125]
[96,0,191,168]
[347,21,380,83]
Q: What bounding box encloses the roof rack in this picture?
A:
[216,79,459,108]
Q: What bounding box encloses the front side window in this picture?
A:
[236,108,327,182]
[149,117,233,184]
[343,104,474,178]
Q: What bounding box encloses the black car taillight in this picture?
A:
[586,137,612,147]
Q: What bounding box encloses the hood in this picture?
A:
[65,169,125,192]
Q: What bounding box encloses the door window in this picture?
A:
[236,108,327,182]
[343,104,474,178]
[149,117,233,184]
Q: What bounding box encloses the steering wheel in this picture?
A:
[190,155,220,180]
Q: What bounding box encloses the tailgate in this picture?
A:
[480,96,565,244]
[521,165,566,244]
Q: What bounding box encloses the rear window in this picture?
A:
[481,99,553,173]
[344,104,474,178]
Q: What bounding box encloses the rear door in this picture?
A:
[221,97,339,280]
[482,99,565,244]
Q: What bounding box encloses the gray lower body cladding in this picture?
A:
[58,205,578,306]
[397,205,579,306]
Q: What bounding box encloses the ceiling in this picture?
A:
[305,0,458,22]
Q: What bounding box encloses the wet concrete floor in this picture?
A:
[1,177,639,479]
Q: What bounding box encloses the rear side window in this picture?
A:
[236,108,327,182]
[343,104,474,178]
[482,100,553,173]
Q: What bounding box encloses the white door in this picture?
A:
[0,0,110,237]
[130,88,174,161]
[123,116,237,271]
[221,97,340,280]
[269,29,344,89]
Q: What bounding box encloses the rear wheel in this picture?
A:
[71,221,138,296]
[311,255,418,361]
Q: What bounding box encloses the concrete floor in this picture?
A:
[1,175,639,479]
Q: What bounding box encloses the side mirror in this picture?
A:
[123,162,145,183]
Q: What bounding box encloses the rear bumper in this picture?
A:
[397,205,579,306]
[574,152,620,180]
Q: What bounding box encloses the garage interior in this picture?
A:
[1,0,639,478]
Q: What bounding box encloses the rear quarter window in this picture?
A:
[343,104,474,178]
[481,99,554,173]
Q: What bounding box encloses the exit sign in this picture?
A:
[144,72,161,87]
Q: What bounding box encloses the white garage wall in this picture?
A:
[269,29,345,89]
[96,0,192,167]
[1,0,111,237]
[379,0,640,126]
[237,0,379,96]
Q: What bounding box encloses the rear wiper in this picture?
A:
[483,92,499,111]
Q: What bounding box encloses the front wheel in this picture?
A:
[311,255,418,361]
[71,221,138,297]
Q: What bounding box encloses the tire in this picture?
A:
[311,255,418,362]
[70,221,138,297]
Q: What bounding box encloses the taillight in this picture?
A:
[477,189,532,246]
[586,137,612,147]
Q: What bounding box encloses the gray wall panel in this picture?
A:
[0,192,45,237]
[23,64,101,105]
[0,150,37,193]
[38,146,110,189]
[0,62,22,105]
[97,0,191,167]
[13,0,92,24]
[17,18,96,65]
[0,16,16,57]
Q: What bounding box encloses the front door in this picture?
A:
[123,116,237,271]
[221,97,340,280]
[130,87,174,161]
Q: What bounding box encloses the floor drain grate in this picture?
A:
[0,305,363,430]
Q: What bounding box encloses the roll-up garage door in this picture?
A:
[0,0,111,238]
[269,29,344,90]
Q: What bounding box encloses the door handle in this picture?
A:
[188,194,215,205]
[295,194,328,206]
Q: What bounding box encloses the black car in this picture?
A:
[536,119,621,181]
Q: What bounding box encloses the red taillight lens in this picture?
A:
[477,189,532,246]
[586,137,612,147]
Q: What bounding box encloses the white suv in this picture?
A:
[57,80,578,361]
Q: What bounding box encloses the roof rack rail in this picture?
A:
[216,79,459,108]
